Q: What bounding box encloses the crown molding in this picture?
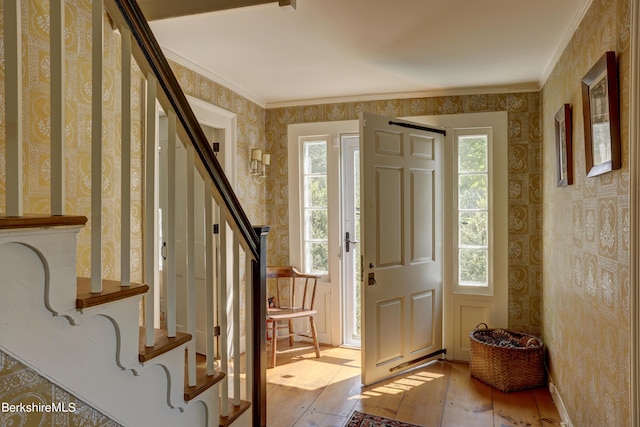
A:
[540,0,593,87]
[265,83,541,109]
[161,48,267,109]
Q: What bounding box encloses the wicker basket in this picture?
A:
[469,323,545,393]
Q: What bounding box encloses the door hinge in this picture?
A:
[214,325,221,336]
[213,224,219,234]
[212,142,220,153]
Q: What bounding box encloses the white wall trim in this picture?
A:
[539,0,593,87]
[629,0,639,422]
[267,83,541,109]
[163,48,266,109]
[549,380,574,427]
[186,95,237,191]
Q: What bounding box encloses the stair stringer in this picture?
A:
[0,227,216,426]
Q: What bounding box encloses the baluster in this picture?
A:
[91,0,104,292]
[166,112,177,337]
[205,183,215,376]
[213,202,221,362]
[4,0,22,217]
[219,205,230,417]
[186,144,196,386]
[50,0,65,216]
[144,73,157,347]
[120,26,132,286]
[233,233,241,405]
[245,248,254,402]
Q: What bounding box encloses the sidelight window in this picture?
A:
[302,140,329,275]
[455,132,491,290]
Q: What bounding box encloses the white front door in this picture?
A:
[360,112,444,385]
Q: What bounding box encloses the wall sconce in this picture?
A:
[250,149,270,183]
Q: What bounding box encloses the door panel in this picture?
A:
[411,169,434,263]
[376,167,403,267]
[455,298,492,361]
[361,112,444,385]
[410,290,434,352]
[376,298,403,364]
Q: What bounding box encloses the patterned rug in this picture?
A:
[345,411,424,427]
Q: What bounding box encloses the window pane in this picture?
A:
[305,209,328,240]
[459,249,488,286]
[459,174,487,210]
[459,212,488,247]
[306,242,329,274]
[458,136,487,173]
[305,176,327,207]
[304,141,327,174]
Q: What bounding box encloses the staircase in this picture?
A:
[0,1,268,426]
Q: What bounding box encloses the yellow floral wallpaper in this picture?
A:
[265,92,544,336]
[0,0,145,283]
[542,0,631,425]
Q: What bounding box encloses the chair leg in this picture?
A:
[309,316,321,358]
[288,319,294,347]
[271,320,278,368]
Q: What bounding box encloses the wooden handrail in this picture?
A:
[107,0,260,259]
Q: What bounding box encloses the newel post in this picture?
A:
[251,226,270,427]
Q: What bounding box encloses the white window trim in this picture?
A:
[300,137,330,276]
[453,128,494,296]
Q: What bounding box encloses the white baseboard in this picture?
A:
[549,380,573,427]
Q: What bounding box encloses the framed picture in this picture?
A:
[555,104,572,186]
[581,51,621,178]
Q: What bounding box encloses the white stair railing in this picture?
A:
[1,0,268,424]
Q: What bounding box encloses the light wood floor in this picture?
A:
[267,344,562,427]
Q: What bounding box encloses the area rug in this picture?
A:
[345,411,424,427]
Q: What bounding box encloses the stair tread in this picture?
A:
[139,328,192,363]
[184,361,226,401]
[219,399,251,427]
[0,214,87,229]
[76,277,149,309]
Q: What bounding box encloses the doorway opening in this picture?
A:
[341,134,361,348]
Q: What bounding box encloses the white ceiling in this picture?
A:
[148,0,590,107]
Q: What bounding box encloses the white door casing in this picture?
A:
[360,112,444,385]
[159,98,237,355]
[288,121,359,346]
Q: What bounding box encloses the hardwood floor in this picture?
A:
[266,343,562,427]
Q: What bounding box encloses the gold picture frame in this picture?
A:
[581,51,621,178]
